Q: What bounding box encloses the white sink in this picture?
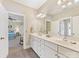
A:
[62,39,78,45]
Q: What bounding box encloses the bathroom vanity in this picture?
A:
[30,33,79,58]
[30,16,79,58]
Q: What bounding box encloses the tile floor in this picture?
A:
[8,36,39,58]
[7,47,39,58]
[9,36,21,48]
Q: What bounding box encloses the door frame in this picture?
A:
[8,11,25,49]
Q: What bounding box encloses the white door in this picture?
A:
[0,3,8,58]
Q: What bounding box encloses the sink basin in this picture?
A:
[69,41,77,44]
[64,40,77,45]
[46,35,51,38]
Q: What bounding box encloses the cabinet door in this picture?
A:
[31,36,37,53]
[31,37,41,56]
[40,44,45,58]
[41,45,57,58]
[30,36,33,48]
[45,40,57,51]
[32,39,36,51]
[35,38,41,56]
[58,46,79,58]
[57,54,67,58]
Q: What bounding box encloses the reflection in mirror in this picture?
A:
[38,19,46,34]
[46,20,51,34]
[39,19,51,36]
[59,17,73,37]
[72,16,79,38]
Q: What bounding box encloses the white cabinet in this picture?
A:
[35,38,41,56]
[31,36,57,58]
[30,36,33,48]
[41,45,57,58]
[40,44,45,58]
[57,53,67,58]
[31,35,79,58]
[30,36,36,50]
[44,40,57,51]
[58,46,79,58]
[31,36,41,56]
[40,43,57,58]
[40,39,45,57]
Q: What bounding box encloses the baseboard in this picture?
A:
[23,45,31,49]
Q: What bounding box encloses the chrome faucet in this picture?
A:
[63,35,67,41]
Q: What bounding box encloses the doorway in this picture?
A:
[8,12,24,49]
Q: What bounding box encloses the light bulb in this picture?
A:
[57,0,62,5]
[75,0,79,3]
[67,2,72,6]
[40,14,46,18]
[63,0,66,2]
[62,5,66,8]
[36,13,42,18]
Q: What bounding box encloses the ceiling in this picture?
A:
[38,0,79,15]
[13,0,47,9]
[13,0,79,15]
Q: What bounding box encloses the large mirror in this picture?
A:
[39,16,79,38]
[59,17,73,37]
[39,19,51,35]
[59,16,79,38]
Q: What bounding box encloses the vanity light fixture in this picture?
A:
[57,0,62,6]
[62,5,66,8]
[67,2,72,6]
[74,0,79,3]
[57,0,72,8]
[41,14,46,18]
[36,13,42,18]
[36,13,46,18]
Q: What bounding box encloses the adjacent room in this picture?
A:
[8,13,24,48]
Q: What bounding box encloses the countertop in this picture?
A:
[31,33,79,52]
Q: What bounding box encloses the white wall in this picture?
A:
[0,2,8,57]
[72,16,79,38]
[2,0,37,49]
[50,20,59,36]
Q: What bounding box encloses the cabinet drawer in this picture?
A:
[45,40,57,51]
[57,53,67,58]
[58,46,79,58]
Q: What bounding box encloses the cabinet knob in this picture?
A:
[55,54,58,56]
[55,54,60,58]
[58,55,60,58]
[0,37,5,40]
